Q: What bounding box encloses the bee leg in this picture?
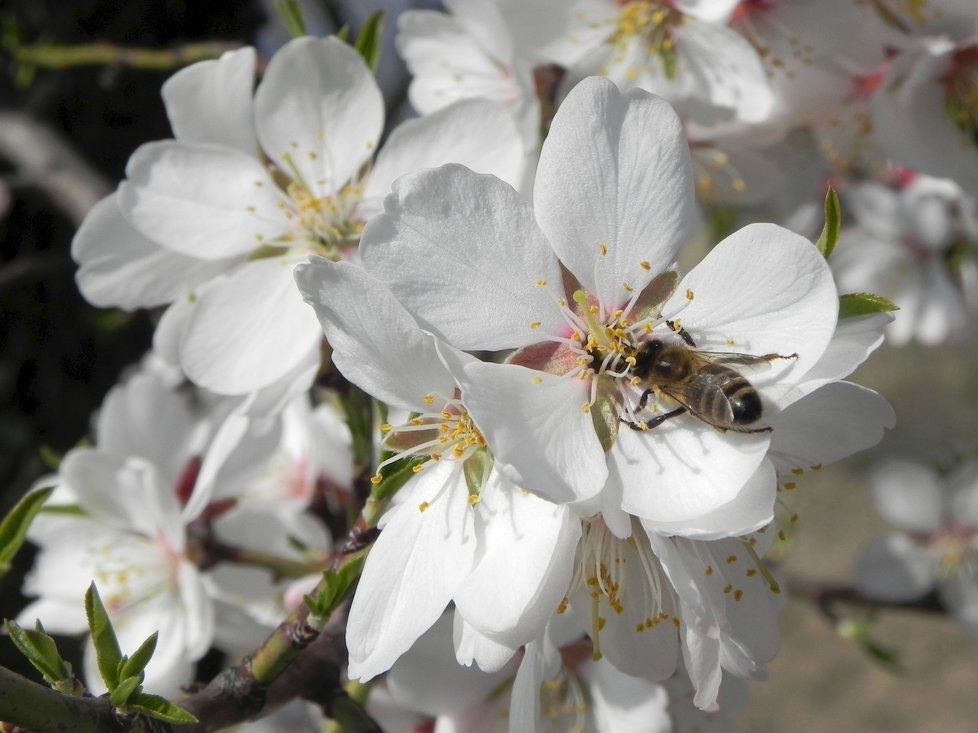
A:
[725,424,774,434]
[666,320,697,347]
[624,406,687,431]
[636,389,654,412]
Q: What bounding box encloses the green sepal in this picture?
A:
[815,186,841,259]
[590,381,621,454]
[0,486,54,575]
[84,583,123,690]
[248,244,291,261]
[39,444,62,470]
[275,0,307,38]
[109,675,143,708]
[463,450,493,497]
[839,292,899,319]
[40,503,86,517]
[838,617,902,672]
[4,619,73,687]
[305,553,367,627]
[339,388,375,475]
[126,693,199,725]
[119,631,158,681]
[354,11,386,72]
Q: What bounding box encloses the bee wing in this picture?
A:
[689,349,795,373]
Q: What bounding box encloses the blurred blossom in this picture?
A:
[18,364,344,691]
[856,458,978,637]
[832,173,978,345]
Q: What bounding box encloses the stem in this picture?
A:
[0,666,126,733]
[13,41,242,71]
[786,574,946,624]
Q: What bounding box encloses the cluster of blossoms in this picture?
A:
[396,0,978,346]
[25,0,978,730]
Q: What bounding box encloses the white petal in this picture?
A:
[587,659,670,733]
[675,22,775,132]
[854,534,936,601]
[641,459,777,540]
[948,461,978,528]
[938,572,978,637]
[346,463,478,680]
[662,223,838,400]
[796,312,892,394]
[534,77,696,310]
[454,473,579,647]
[360,165,564,349]
[452,614,518,673]
[869,459,945,534]
[97,372,194,487]
[176,561,215,659]
[162,47,258,154]
[255,37,382,196]
[768,383,894,474]
[365,99,525,208]
[294,258,456,410]
[72,194,203,309]
[675,0,739,22]
[119,141,284,259]
[386,612,511,717]
[612,421,770,526]
[455,361,608,504]
[177,258,322,394]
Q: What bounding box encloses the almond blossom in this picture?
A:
[831,174,978,345]
[72,35,524,405]
[855,457,978,636]
[358,76,840,535]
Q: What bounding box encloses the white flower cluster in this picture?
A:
[29,1,978,730]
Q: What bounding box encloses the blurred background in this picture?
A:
[0,1,975,731]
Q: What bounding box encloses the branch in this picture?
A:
[0,112,111,226]
[786,574,946,624]
[0,666,127,733]
[11,41,242,72]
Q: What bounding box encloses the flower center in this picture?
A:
[558,517,678,660]
[372,397,490,500]
[612,1,681,78]
[943,46,978,149]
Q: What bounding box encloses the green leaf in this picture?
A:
[119,631,158,681]
[353,11,386,72]
[815,186,841,259]
[305,553,367,626]
[0,486,54,575]
[127,693,198,725]
[85,583,123,690]
[275,0,307,38]
[4,619,73,685]
[839,292,899,319]
[110,675,143,708]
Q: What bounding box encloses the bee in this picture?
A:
[624,322,797,433]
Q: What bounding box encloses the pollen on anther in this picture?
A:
[418,501,430,512]
[580,403,591,414]
[532,376,544,384]
[535,280,547,287]
[599,243,608,256]
[530,321,542,330]
[412,464,425,474]
[746,568,758,577]
[734,589,744,601]
[468,494,480,506]
[685,288,695,300]
[623,282,634,292]
[370,474,383,485]
[783,482,797,490]
[422,395,435,405]
[705,565,714,575]
[640,260,651,270]
[726,555,737,564]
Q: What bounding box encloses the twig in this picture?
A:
[786,574,945,624]
[0,112,111,226]
[12,41,242,72]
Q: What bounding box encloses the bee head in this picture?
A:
[630,339,667,379]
